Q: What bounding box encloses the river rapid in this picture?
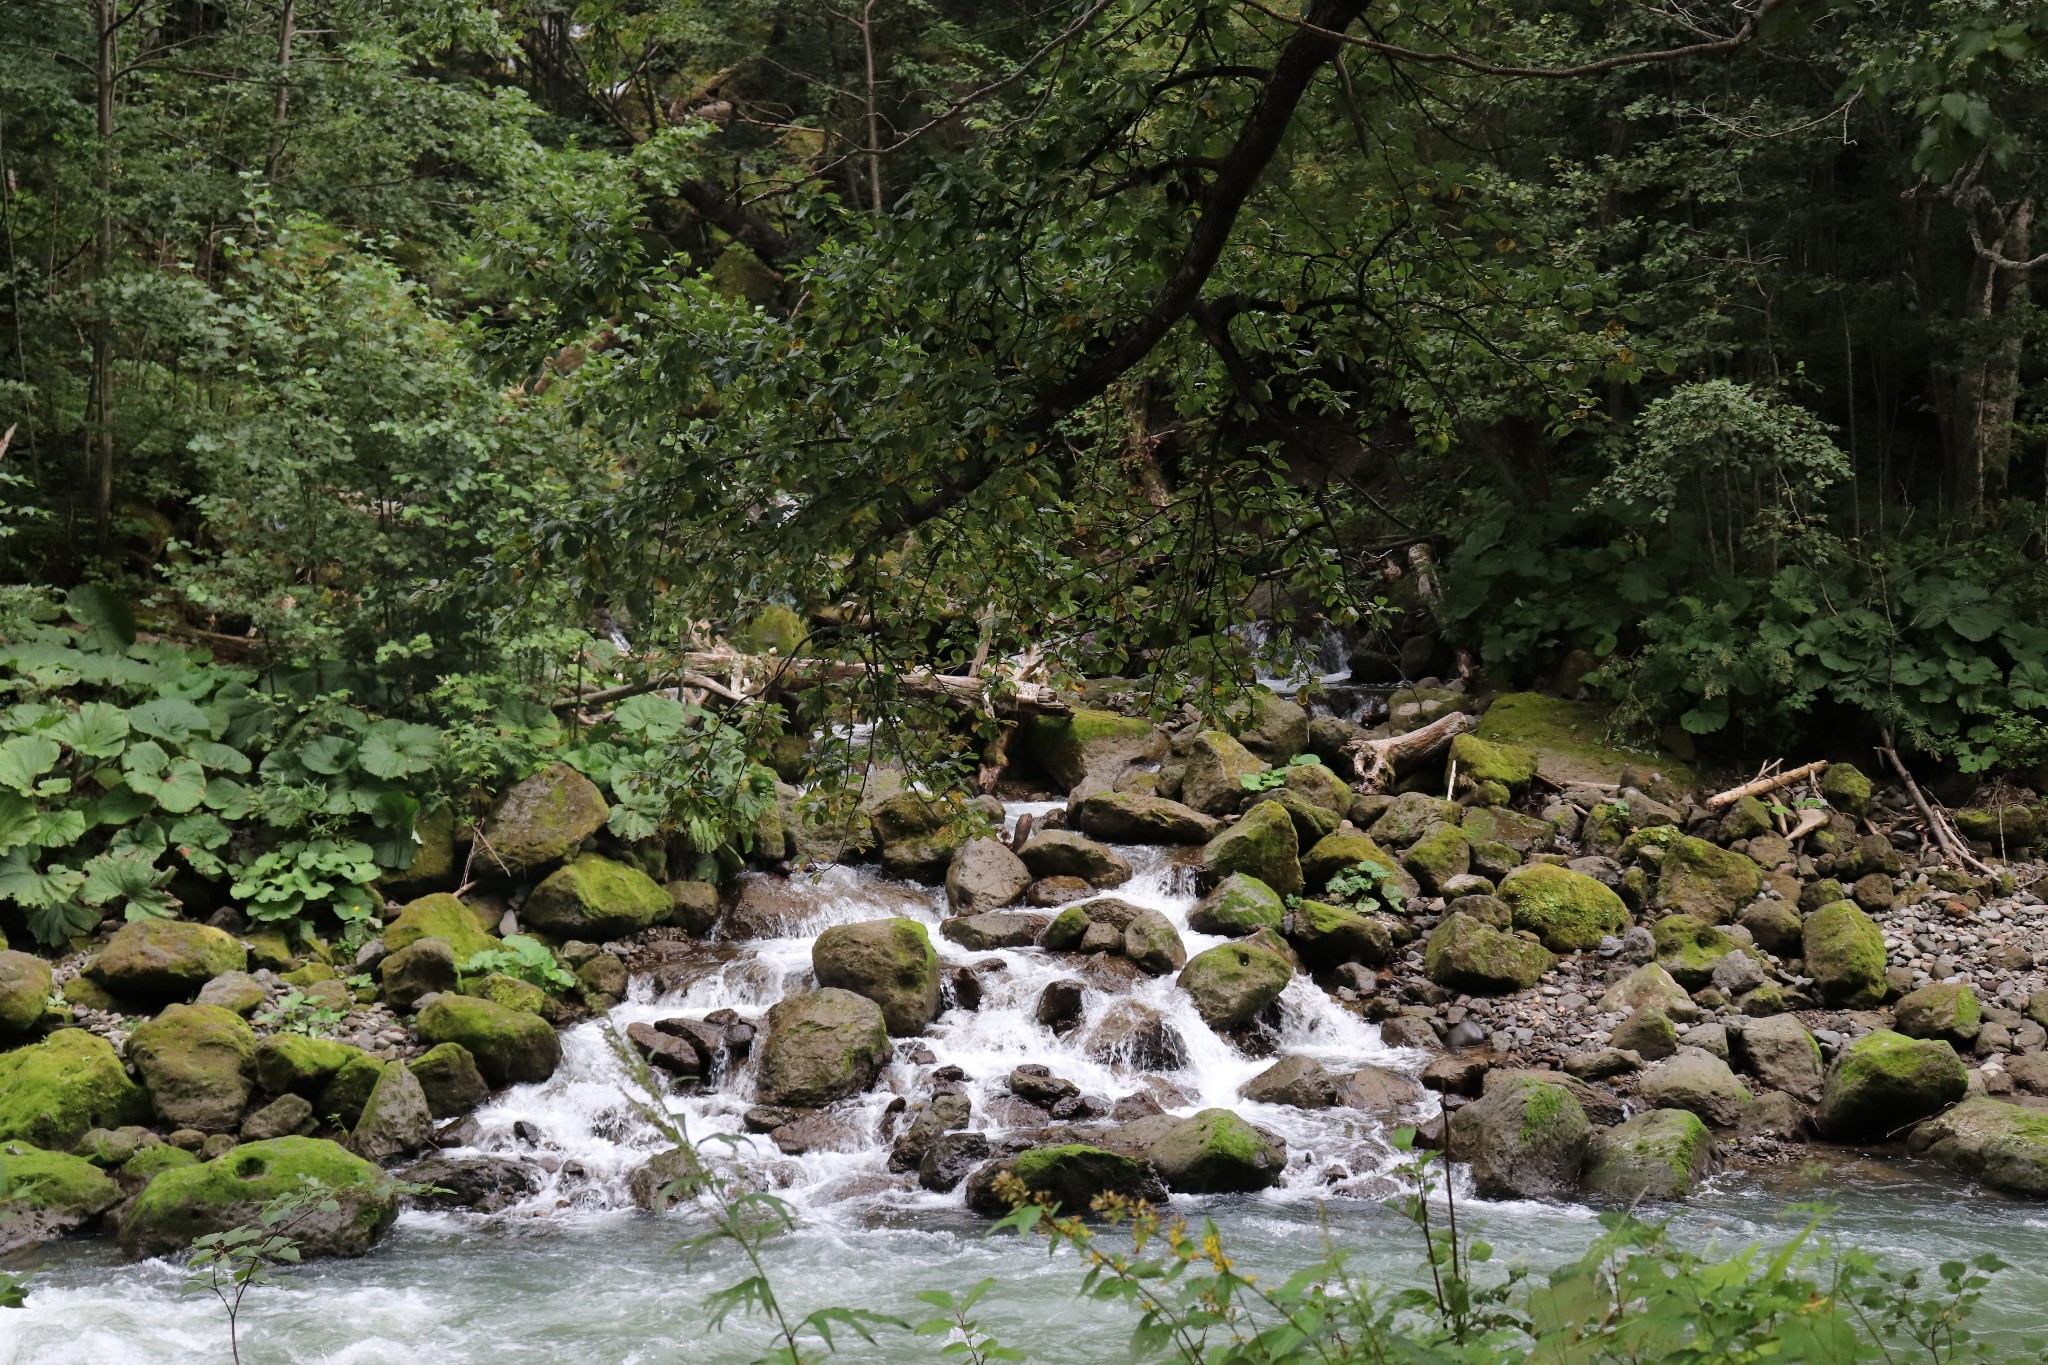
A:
[10,806,2048,1362]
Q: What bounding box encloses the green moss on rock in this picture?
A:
[1803,901,1889,1009]
[1424,914,1554,995]
[1177,942,1294,1030]
[1448,734,1538,805]
[0,951,53,1037]
[1909,1096,2048,1197]
[415,994,561,1087]
[0,1030,148,1151]
[755,988,892,1107]
[0,1139,122,1246]
[124,1004,257,1133]
[1473,693,1695,788]
[1402,822,1471,895]
[1187,873,1286,936]
[1498,864,1628,951]
[1019,710,1165,793]
[118,1136,398,1260]
[522,853,672,939]
[1820,763,1872,817]
[319,1054,386,1130]
[383,894,499,963]
[1816,1028,1967,1139]
[1650,915,1738,989]
[811,918,941,1036]
[1286,900,1392,970]
[1585,1110,1715,1202]
[1301,831,1415,901]
[254,1035,363,1098]
[1201,800,1302,897]
[1894,982,1981,1047]
[1144,1109,1286,1192]
[479,762,609,875]
[964,1143,1167,1218]
[88,920,248,1006]
[1653,835,1763,925]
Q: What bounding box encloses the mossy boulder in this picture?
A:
[1908,1097,2048,1197]
[1448,733,1538,806]
[1267,788,1342,845]
[964,1143,1167,1218]
[1402,822,1471,894]
[1803,901,1889,1009]
[1498,864,1628,952]
[870,792,987,883]
[464,971,549,1018]
[1178,942,1294,1030]
[1424,914,1554,995]
[1814,1028,1967,1139]
[1227,687,1310,761]
[88,920,247,1006]
[1638,1051,1752,1127]
[415,994,561,1087]
[1300,830,1415,900]
[1894,982,1982,1047]
[195,970,267,1016]
[1282,761,1354,815]
[1954,806,2036,850]
[0,1030,148,1150]
[1123,908,1187,976]
[0,950,52,1037]
[409,1043,489,1119]
[1144,1109,1287,1192]
[1187,873,1286,936]
[1201,799,1302,896]
[1474,692,1695,788]
[755,988,892,1107]
[1285,900,1393,970]
[1367,792,1460,847]
[1651,915,1739,989]
[383,893,499,964]
[1070,790,1220,845]
[120,1142,198,1186]
[812,918,941,1036]
[1717,795,1774,842]
[522,853,671,939]
[118,1136,398,1260]
[1017,710,1165,794]
[350,1062,433,1163]
[377,802,460,899]
[1585,1110,1715,1202]
[125,1004,256,1133]
[1459,806,1554,853]
[1819,763,1872,817]
[254,1034,363,1098]
[1018,831,1132,887]
[1597,963,1696,1018]
[0,1139,123,1252]
[478,762,608,876]
[1653,836,1762,925]
[1446,1072,1590,1199]
[378,936,457,1012]
[1178,731,1267,815]
[319,1053,386,1130]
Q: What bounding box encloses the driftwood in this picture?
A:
[1345,710,1478,792]
[555,648,1071,720]
[1704,759,1829,809]
[1785,807,1829,843]
[1877,743,1995,877]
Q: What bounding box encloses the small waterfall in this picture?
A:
[444,810,1437,1221]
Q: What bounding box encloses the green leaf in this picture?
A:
[0,736,60,796]
[357,721,441,779]
[50,702,129,759]
[128,698,213,745]
[613,694,693,739]
[64,584,135,653]
[188,741,252,775]
[0,795,38,856]
[126,751,208,814]
[299,735,358,776]
[0,851,87,910]
[80,847,179,920]
[202,776,255,819]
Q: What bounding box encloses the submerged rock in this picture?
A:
[1584,1110,1716,1202]
[402,1154,542,1212]
[964,1143,1167,1217]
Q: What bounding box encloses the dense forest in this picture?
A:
[6,2,2048,1361]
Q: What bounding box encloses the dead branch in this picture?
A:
[1705,759,1828,809]
[1344,709,1478,792]
[1785,807,1829,843]
[554,649,1071,719]
[1877,743,1995,877]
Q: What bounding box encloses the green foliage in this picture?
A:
[461,936,575,994]
[253,990,348,1038]
[1325,861,1403,916]
[184,1183,342,1365]
[1241,755,1321,793]
[563,694,778,872]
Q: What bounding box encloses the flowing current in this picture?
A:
[12,807,2048,1361]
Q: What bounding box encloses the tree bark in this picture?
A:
[264,0,297,183]
[1944,198,2033,515]
[92,0,116,544]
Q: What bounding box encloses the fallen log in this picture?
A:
[554,649,1071,720]
[1344,710,1478,792]
[1704,759,1828,810]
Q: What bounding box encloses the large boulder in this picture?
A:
[1144,1109,1286,1192]
[1596,964,1695,1018]
[1177,732,1267,815]
[320,1054,387,1130]
[1907,1097,2048,1197]
[1653,835,1762,924]
[0,951,51,1037]
[1018,831,1132,887]
[1733,1014,1824,1102]
[1017,710,1166,794]
[1300,830,1414,901]
[1282,761,1353,815]
[1240,1055,1337,1108]
[1424,914,1554,995]
[1894,982,1982,1047]
[964,1143,1167,1217]
[1178,942,1294,1030]
[1803,901,1888,1009]
[1123,908,1187,975]
[1447,1072,1590,1199]
[1285,900,1392,970]
[1447,734,1538,806]
[87,921,247,1006]
[253,1034,362,1098]
[125,1004,257,1133]
[755,989,891,1107]
[1368,792,1462,847]
[870,793,992,883]
[1200,800,1302,896]
[944,838,1032,913]
[1637,1050,1752,1127]
[478,762,608,876]
[0,1030,148,1149]
[1819,763,1872,816]
[1814,1029,1967,1139]
[811,918,941,1036]
[1497,864,1628,952]
[1584,1110,1716,1202]
[940,911,1049,951]
[0,1139,123,1253]
[1188,873,1286,936]
[1402,823,1471,895]
[118,1136,398,1259]
[1472,692,1695,788]
[378,936,458,1012]
[408,1043,490,1119]
[1651,915,1739,989]
[1228,688,1309,761]
[521,853,672,938]
[1085,1001,1189,1070]
[415,995,561,1087]
[1071,790,1220,845]
[382,893,498,963]
[351,1062,433,1163]
[401,1154,542,1213]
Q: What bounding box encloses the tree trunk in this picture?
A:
[1945,199,2033,515]
[264,0,297,183]
[91,0,116,545]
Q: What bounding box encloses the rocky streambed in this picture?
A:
[10,687,2048,1360]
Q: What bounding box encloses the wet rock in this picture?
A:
[1498,864,1628,951]
[1018,831,1133,888]
[1145,1109,1286,1192]
[630,1022,712,1077]
[772,1111,864,1155]
[1421,1050,1497,1096]
[1907,1096,2048,1197]
[523,853,672,939]
[408,1043,490,1119]
[756,989,892,1107]
[1286,900,1392,970]
[1084,1001,1188,1070]
[1815,1029,1967,1139]
[1638,1050,1751,1127]
[88,921,248,1007]
[1739,1091,1809,1142]
[1894,982,1982,1048]
[1177,731,1267,815]
[1803,901,1889,1009]
[942,911,1050,951]
[629,1147,704,1212]
[576,952,629,1007]
[125,1004,256,1133]
[1188,873,1286,936]
[1423,913,1553,995]
[1026,876,1094,907]
[1379,1016,1442,1051]
[1178,941,1294,1030]
[1009,1064,1080,1108]
[1611,1006,1678,1061]
[403,1154,541,1212]
[1018,710,1166,794]
[1202,800,1302,897]
[1240,1055,1336,1107]
[964,1143,1168,1217]
[351,1062,433,1163]
[1332,1064,1425,1115]
[379,936,458,1013]
[1117,909,1183,975]
[888,1092,973,1171]
[0,1141,122,1255]
[812,918,941,1037]
[416,995,561,1087]
[118,1136,398,1259]
[1071,790,1220,845]
[945,838,1033,914]
[919,1132,991,1192]
[871,793,992,883]
[665,879,721,935]
[1733,1014,1825,1102]
[1035,979,1087,1035]
[1446,1072,1589,1199]
[1585,1110,1716,1202]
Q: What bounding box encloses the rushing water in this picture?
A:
[12,808,2048,1362]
